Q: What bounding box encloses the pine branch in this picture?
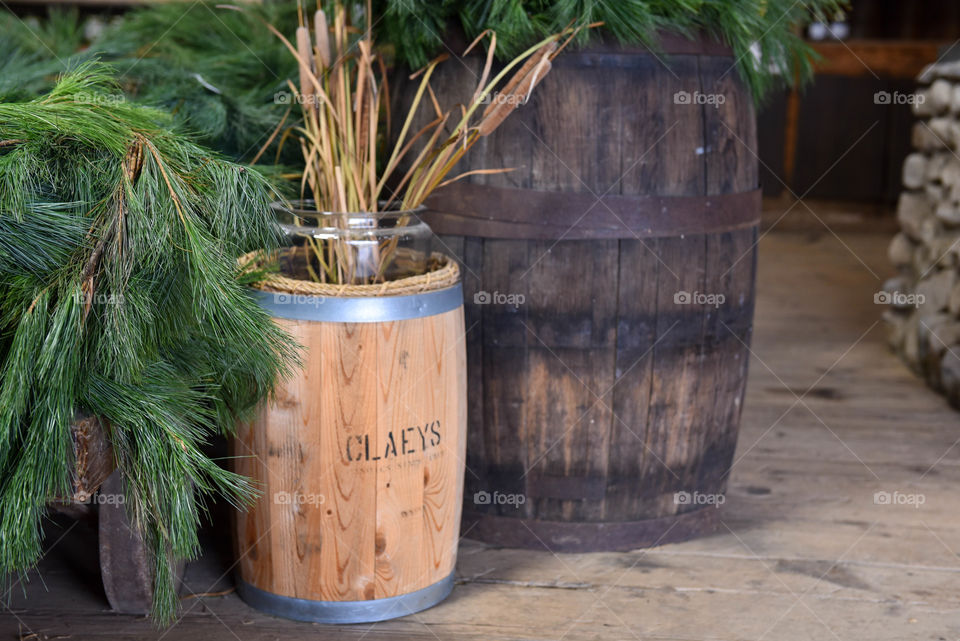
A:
[378,0,849,100]
[0,62,297,625]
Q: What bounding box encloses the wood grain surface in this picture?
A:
[233,306,467,602]
[394,43,759,544]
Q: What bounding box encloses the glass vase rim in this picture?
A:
[270,199,427,217]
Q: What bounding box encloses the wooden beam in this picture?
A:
[811,40,944,78]
[782,86,801,194]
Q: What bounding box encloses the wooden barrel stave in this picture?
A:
[454,232,756,533]
[397,37,757,549]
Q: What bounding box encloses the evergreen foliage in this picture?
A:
[0,62,297,623]
[0,9,82,101]
[376,0,848,99]
[96,2,299,160]
[0,4,300,161]
[1,0,846,137]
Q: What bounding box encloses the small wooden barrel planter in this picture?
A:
[233,253,467,623]
[398,34,760,551]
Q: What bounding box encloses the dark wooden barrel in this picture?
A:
[396,34,759,552]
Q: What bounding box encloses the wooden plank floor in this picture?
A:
[5,226,960,640]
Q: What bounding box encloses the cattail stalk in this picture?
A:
[237,0,594,284]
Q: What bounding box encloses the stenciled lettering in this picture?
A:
[344,420,442,462]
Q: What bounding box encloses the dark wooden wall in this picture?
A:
[758,76,917,204]
[757,38,948,205]
[756,0,960,206]
[849,0,960,39]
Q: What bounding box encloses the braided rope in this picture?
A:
[240,250,460,297]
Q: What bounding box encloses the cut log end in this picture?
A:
[69,414,114,503]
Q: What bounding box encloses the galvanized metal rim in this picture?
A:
[250,282,463,323]
[236,572,455,624]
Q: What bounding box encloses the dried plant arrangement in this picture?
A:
[226,1,593,285]
[0,62,297,624]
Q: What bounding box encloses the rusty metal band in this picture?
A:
[461,507,720,553]
[441,30,732,63]
[562,32,734,58]
[423,184,761,240]
[653,32,733,56]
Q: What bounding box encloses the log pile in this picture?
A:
[885,61,960,408]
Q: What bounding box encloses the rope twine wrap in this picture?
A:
[240,250,460,298]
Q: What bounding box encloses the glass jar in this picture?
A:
[272,201,432,285]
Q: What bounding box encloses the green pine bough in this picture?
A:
[2,0,846,143]
[0,62,298,623]
[0,4,300,162]
[94,1,299,161]
[379,0,848,99]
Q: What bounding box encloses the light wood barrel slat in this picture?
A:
[233,288,466,622]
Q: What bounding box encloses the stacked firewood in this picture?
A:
[884,61,960,407]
